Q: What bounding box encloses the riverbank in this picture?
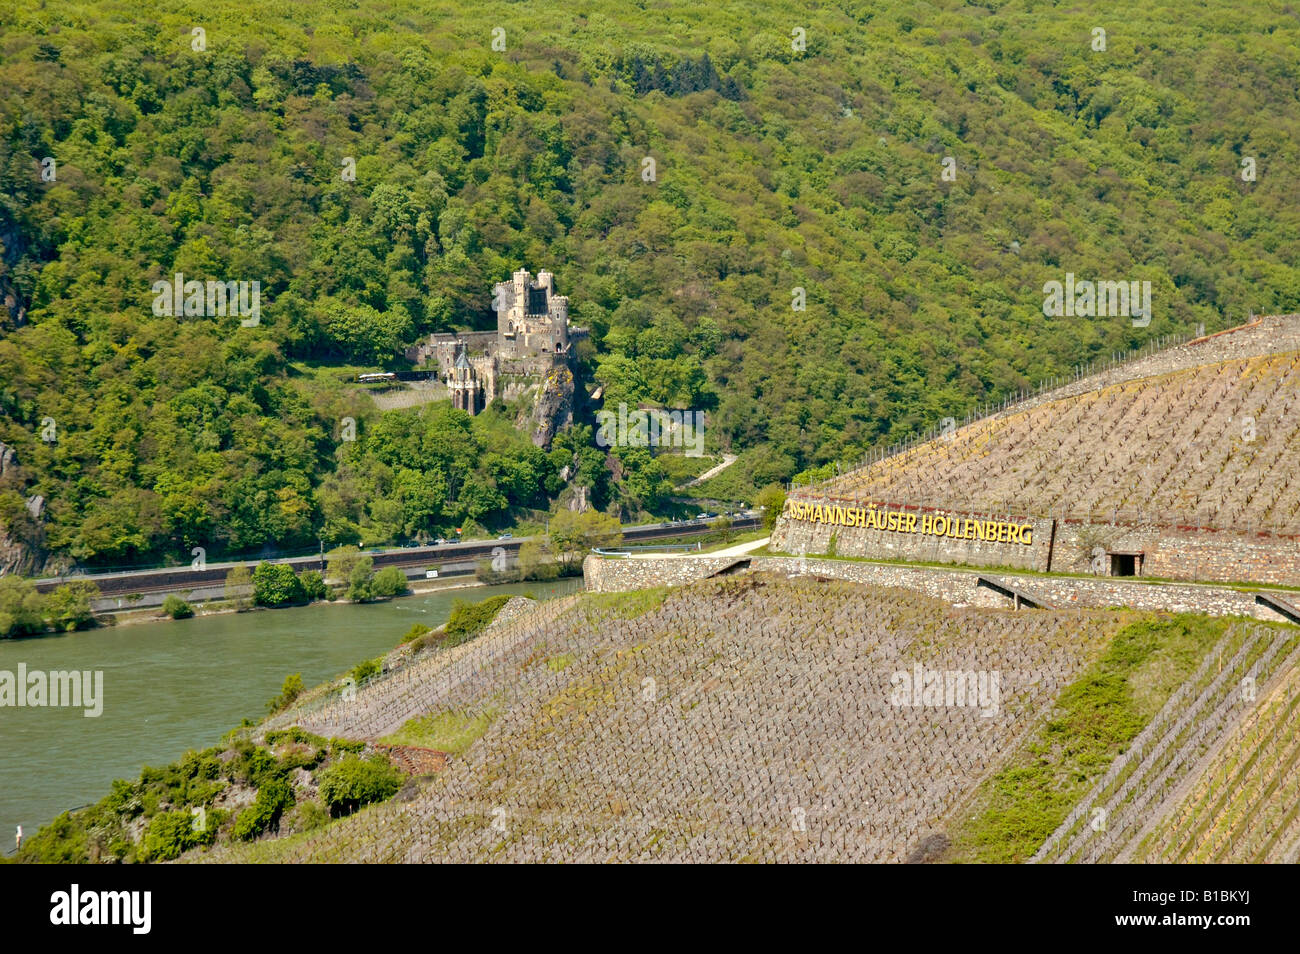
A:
[5,569,580,639]
[0,577,583,840]
[100,571,534,629]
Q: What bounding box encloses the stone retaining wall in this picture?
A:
[582,554,1296,624]
[772,501,1052,572]
[1049,522,1300,586]
[773,503,1300,588]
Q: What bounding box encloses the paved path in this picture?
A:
[628,536,769,559]
[679,454,738,488]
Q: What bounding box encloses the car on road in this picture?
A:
[498,532,513,540]
[434,537,448,546]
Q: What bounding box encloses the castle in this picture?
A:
[405,268,585,444]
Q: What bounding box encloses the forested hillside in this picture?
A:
[1,1,1297,568]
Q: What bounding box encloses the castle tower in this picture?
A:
[494,267,570,356]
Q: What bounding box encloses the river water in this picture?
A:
[0,578,582,846]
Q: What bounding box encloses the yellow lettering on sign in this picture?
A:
[784,500,1034,545]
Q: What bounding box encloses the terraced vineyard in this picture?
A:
[261,594,585,741]
[1128,652,1300,864]
[202,575,1130,863]
[1032,622,1300,864]
[817,345,1300,533]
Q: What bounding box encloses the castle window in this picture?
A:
[527,286,548,315]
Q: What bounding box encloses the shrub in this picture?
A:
[231,777,295,841]
[474,558,511,584]
[516,540,558,581]
[444,595,513,646]
[350,658,380,684]
[14,812,88,863]
[252,562,307,607]
[266,673,305,714]
[292,799,330,832]
[140,809,202,861]
[370,566,409,598]
[316,754,403,818]
[327,737,367,756]
[162,594,194,619]
[264,727,328,749]
[400,623,432,644]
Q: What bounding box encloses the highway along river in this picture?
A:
[0,578,582,844]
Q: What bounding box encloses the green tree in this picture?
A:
[325,546,363,586]
[545,509,623,571]
[320,301,414,364]
[224,564,253,611]
[44,581,100,632]
[252,562,307,607]
[755,485,787,532]
[299,569,328,601]
[516,539,558,581]
[345,556,376,601]
[0,576,45,637]
[370,566,408,598]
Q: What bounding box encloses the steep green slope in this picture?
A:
[2,1,1298,566]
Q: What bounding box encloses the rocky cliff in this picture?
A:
[520,365,575,449]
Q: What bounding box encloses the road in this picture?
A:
[623,535,770,558]
[34,516,761,598]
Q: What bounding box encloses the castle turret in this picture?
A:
[447,344,482,414]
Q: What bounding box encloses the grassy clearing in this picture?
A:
[943,613,1236,863]
[546,652,576,671]
[579,587,670,620]
[657,453,720,485]
[379,708,498,755]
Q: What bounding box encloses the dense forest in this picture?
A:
[1,1,1297,568]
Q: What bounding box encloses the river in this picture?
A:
[0,578,582,846]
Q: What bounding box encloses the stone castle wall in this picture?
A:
[397,268,588,446]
